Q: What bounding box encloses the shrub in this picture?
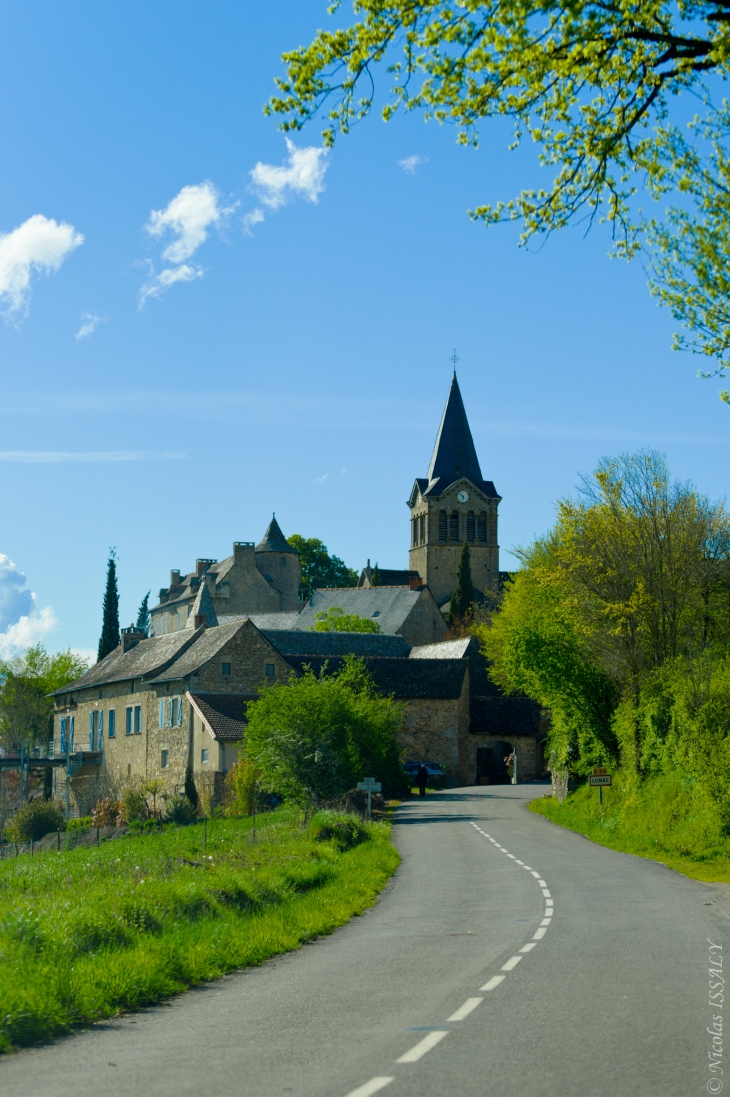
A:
[123,788,149,824]
[91,797,123,827]
[224,759,260,816]
[6,799,65,842]
[67,816,92,834]
[310,810,368,851]
[164,796,197,825]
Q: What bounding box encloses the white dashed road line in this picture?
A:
[396,1031,450,1063]
[340,814,555,1096]
[446,997,483,1022]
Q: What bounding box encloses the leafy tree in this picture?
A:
[244,657,405,809]
[0,645,89,748]
[448,542,475,628]
[268,2,730,381]
[5,798,64,842]
[287,534,359,599]
[312,606,381,633]
[97,549,119,662]
[370,562,381,586]
[136,591,151,637]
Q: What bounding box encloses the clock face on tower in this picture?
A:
[457,491,469,503]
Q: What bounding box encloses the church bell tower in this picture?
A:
[408,374,501,607]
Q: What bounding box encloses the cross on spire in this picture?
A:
[449,349,460,373]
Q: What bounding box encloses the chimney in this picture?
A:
[194,614,207,630]
[120,625,146,652]
[409,574,423,591]
[196,558,217,577]
[170,569,181,588]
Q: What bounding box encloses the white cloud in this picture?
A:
[0,214,83,318]
[139,263,203,306]
[398,155,428,175]
[242,208,265,235]
[0,555,56,658]
[251,139,329,211]
[75,312,106,340]
[340,468,348,477]
[146,182,235,263]
[314,473,329,484]
[0,451,185,463]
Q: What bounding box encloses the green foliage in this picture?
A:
[122,789,149,824]
[370,563,381,586]
[224,758,261,816]
[184,767,199,810]
[244,657,405,808]
[448,542,475,628]
[0,645,89,748]
[66,817,93,834]
[5,799,65,842]
[312,606,381,633]
[268,2,730,377]
[287,535,358,600]
[0,810,399,1054]
[91,798,123,827]
[97,549,119,662]
[163,796,198,825]
[310,810,368,851]
[136,591,151,636]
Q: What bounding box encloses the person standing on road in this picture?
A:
[416,765,428,797]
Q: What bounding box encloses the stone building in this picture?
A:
[408,374,501,609]
[150,517,300,636]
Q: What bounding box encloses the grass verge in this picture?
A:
[529,772,730,884]
[0,807,399,1054]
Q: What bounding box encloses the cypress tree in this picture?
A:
[371,562,381,586]
[97,550,120,662]
[448,541,475,628]
[136,591,151,636]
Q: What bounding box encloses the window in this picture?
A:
[161,750,169,769]
[134,705,142,734]
[221,662,231,676]
[60,717,67,753]
[411,517,418,547]
[477,512,487,542]
[168,698,175,726]
[97,710,104,750]
[449,510,459,541]
[126,707,133,735]
[159,700,165,729]
[372,610,380,617]
[439,510,447,541]
[108,709,116,738]
[69,715,75,751]
[281,557,287,566]
[466,511,475,543]
[419,514,426,544]
[89,710,96,751]
[177,698,183,727]
[265,663,275,677]
[201,748,209,764]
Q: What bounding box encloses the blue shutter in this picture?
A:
[177,697,183,727]
[69,716,75,751]
[89,711,95,750]
[60,717,67,753]
[98,710,104,750]
[159,700,164,728]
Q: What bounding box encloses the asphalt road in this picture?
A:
[2,784,726,1097]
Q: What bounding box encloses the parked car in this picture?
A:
[403,762,445,788]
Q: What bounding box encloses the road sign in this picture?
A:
[589,775,612,786]
[592,767,609,776]
[357,778,381,820]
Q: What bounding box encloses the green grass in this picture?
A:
[0,807,399,1054]
[529,772,730,883]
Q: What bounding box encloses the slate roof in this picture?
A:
[187,692,255,741]
[218,612,302,630]
[256,516,294,554]
[416,375,499,500]
[296,588,423,635]
[186,581,218,628]
[263,629,410,659]
[50,629,203,695]
[151,620,248,683]
[282,656,467,699]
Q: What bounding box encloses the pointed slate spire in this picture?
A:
[186,579,218,629]
[256,514,294,554]
[426,374,483,492]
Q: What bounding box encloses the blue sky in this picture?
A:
[0,0,728,659]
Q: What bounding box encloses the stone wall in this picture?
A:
[396,673,470,787]
[398,589,449,647]
[462,733,545,785]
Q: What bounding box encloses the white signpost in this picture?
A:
[589,768,612,805]
[357,777,382,820]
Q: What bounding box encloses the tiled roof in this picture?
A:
[282,656,467,699]
[218,612,302,630]
[151,620,248,683]
[50,629,203,695]
[256,516,295,554]
[297,588,422,635]
[263,629,410,659]
[188,692,255,741]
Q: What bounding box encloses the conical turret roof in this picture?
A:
[185,579,218,629]
[255,515,294,554]
[426,374,483,490]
